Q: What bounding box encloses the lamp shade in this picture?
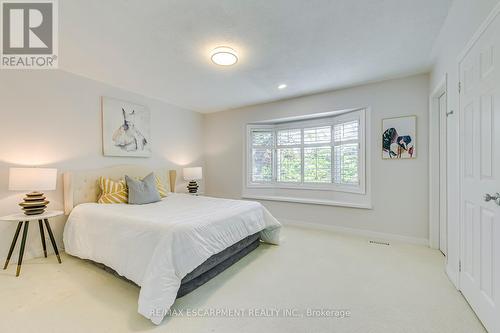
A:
[183,167,202,181]
[9,168,57,191]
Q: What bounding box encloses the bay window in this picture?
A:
[246,109,366,194]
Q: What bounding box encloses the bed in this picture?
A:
[62,166,281,325]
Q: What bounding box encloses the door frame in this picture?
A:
[429,75,448,251]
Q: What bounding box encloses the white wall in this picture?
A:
[430,0,500,287]
[204,74,430,243]
[0,70,204,263]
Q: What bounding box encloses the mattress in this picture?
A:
[63,193,281,324]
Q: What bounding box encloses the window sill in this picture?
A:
[241,194,372,209]
[246,183,365,194]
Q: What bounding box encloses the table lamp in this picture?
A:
[183,167,202,194]
[9,168,57,215]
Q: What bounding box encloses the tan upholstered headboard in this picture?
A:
[63,165,171,215]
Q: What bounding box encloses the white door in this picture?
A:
[459,10,500,333]
[438,91,447,256]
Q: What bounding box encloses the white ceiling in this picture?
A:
[60,0,452,113]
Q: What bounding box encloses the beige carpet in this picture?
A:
[0,226,486,333]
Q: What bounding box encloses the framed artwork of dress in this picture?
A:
[102,97,151,157]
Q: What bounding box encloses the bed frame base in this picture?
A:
[88,233,261,298]
[177,234,260,298]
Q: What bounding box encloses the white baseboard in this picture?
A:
[280,218,429,246]
[446,263,460,290]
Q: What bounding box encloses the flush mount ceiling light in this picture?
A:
[278,84,287,90]
[211,47,238,66]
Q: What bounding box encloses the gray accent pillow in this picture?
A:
[125,173,161,205]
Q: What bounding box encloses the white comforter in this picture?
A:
[63,194,281,324]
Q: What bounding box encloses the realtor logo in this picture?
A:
[1,0,58,68]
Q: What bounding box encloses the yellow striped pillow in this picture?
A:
[97,177,128,204]
[155,176,168,198]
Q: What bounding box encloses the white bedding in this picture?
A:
[63,193,281,324]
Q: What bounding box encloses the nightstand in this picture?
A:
[1,210,63,276]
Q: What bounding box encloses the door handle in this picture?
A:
[484,193,500,206]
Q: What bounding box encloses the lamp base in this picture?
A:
[187,181,199,194]
[169,170,177,193]
[19,192,50,215]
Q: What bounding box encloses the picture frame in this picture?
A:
[101,97,152,157]
[382,115,416,159]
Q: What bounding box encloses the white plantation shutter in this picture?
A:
[276,128,302,182]
[304,126,331,144]
[252,131,274,146]
[304,146,331,183]
[303,126,332,183]
[333,120,360,185]
[251,130,274,183]
[277,129,301,145]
